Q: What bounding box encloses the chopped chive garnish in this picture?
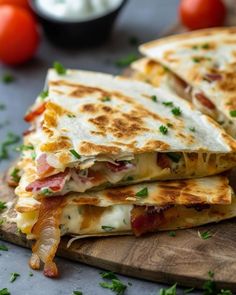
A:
[159,283,177,295]
[70,149,81,159]
[0,201,7,212]
[0,288,10,295]
[10,272,20,283]
[115,53,139,67]
[162,101,173,107]
[73,291,83,295]
[39,90,48,100]
[192,57,201,63]
[166,152,182,163]
[168,231,176,237]
[2,73,15,84]
[198,230,212,240]
[167,123,173,127]
[67,114,76,118]
[101,225,115,232]
[0,132,20,160]
[40,188,53,196]
[10,168,20,183]
[100,272,118,280]
[100,279,127,295]
[159,125,168,135]
[126,176,134,181]
[171,107,181,116]
[53,61,66,75]
[189,127,196,132]
[16,144,34,152]
[202,43,210,49]
[135,187,148,198]
[229,110,236,117]
[101,96,111,102]
[151,95,157,102]
[0,244,8,251]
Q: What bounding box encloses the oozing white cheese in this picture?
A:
[36,0,123,21]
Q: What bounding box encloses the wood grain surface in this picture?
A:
[1,172,236,291]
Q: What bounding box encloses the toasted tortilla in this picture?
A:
[140,27,236,137]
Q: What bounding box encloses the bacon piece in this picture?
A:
[24,103,46,123]
[37,154,54,177]
[156,153,171,169]
[26,170,69,193]
[204,73,222,82]
[195,93,216,110]
[23,127,36,137]
[131,205,172,236]
[106,161,135,173]
[29,197,65,278]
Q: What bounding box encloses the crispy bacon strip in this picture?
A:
[29,197,65,277]
[204,73,222,82]
[37,154,55,177]
[131,205,172,236]
[195,93,216,110]
[26,170,69,194]
[156,153,171,169]
[24,103,46,123]
[106,161,135,172]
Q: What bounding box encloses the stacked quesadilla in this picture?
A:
[12,69,236,277]
[132,27,236,138]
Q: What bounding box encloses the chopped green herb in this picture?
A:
[29,272,34,277]
[129,36,139,46]
[0,244,8,251]
[0,288,11,295]
[192,45,198,50]
[159,125,168,135]
[166,152,182,163]
[202,43,210,49]
[151,95,157,102]
[53,61,66,75]
[101,96,111,102]
[31,151,36,160]
[100,279,127,295]
[73,291,83,295]
[115,53,139,67]
[229,110,236,117]
[217,290,233,295]
[40,188,53,196]
[198,230,212,240]
[192,57,201,63]
[162,101,174,107]
[101,225,115,232]
[208,271,214,278]
[101,271,118,280]
[159,283,177,295]
[189,127,196,132]
[203,271,216,295]
[67,114,76,118]
[167,123,173,128]
[10,168,21,183]
[128,282,132,286]
[10,272,20,283]
[126,176,134,181]
[135,187,148,198]
[0,219,4,226]
[2,73,15,84]
[16,144,34,152]
[0,132,20,160]
[163,65,169,72]
[70,149,81,159]
[184,287,195,294]
[171,107,181,116]
[0,201,7,211]
[0,103,5,110]
[168,231,176,237]
[39,90,48,100]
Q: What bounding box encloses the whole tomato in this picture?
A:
[0,5,39,65]
[179,0,226,30]
[0,0,30,10]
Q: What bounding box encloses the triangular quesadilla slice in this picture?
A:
[140,27,236,138]
[13,174,236,277]
[14,69,236,197]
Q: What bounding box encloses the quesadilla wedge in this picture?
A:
[14,175,236,277]
[14,69,236,197]
[140,27,236,138]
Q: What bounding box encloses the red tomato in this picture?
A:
[0,0,30,10]
[0,5,39,65]
[179,0,226,30]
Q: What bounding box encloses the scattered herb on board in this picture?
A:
[159,283,177,295]
[151,95,157,102]
[171,107,181,116]
[115,53,139,67]
[29,272,34,277]
[53,61,66,75]
[10,272,20,283]
[0,103,5,110]
[0,219,4,226]
[129,36,139,46]
[166,153,182,163]
[100,271,118,280]
[135,187,148,198]
[0,201,7,212]
[198,230,212,240]
[10,168,21,183]
[0,132,20,160]
[217,290,233,295]
[229,110,236,117]
[0,288,11,295]
[203,271,216,295]
[69,149,81,159]
[73,291,83,295]
[39,90,49,100]
[184,287,195,294]
[159,125,168,135]
[100,279,127,295]
[0,244,8,251]
[101,225,115,232]
[2,73,15,84]
[168,231,176,237]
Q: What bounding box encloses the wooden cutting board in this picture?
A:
[1,171,236,291]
